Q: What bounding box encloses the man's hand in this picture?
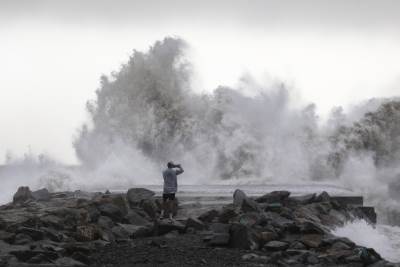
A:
[175,164,184,175]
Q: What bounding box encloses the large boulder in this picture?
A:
[233,189,247,206]
[229,223,259,250]
[13,187,33,204]
[241,198,260,213]
[126,188,155,207]
[31,188,51,201]
[198,209,219,223]
[255,191,290,203]
[97,203,124,222]
[186,217,206,230]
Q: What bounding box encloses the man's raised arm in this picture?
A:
[175,164,184,175]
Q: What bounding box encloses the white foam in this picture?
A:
[332,219,400,263]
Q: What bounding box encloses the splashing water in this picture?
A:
[333,219,400,263]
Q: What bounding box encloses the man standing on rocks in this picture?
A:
[160,162,184,221]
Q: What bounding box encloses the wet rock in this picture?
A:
[125,210,149,226]
[233,189,247,206]
[31,188,51,202]
[0,230,15,243]
[126,188,155,207]
[208,233,230,246]
[315,191,330,202]
[241,198,260,213]
[140,199,157,219]
[218,205,238,223]
[289,241,307,250]
[300,234,322,248]
[209,223,230,234]
[186,217,206,230]
[198,209,219,223]
[97,216,114,229]
[229,223,259,250]
[97,203,124,222]
[263,240,289,251]
[55,257,86,266]
[331,241,352,250]
[13,186,33,204]
[155,220,185,235]
[118,224,152,238]
[290,193,316,205]
[259,231,278,244]
[256,191,290,203]
[16,227,44,241]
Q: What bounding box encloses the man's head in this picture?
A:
[167,162,175,168]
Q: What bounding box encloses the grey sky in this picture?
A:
[0,0,399,164]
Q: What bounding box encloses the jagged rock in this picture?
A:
[186,217,206,230]
[198,209,219,223]
[229,223,259,250]
[13,186,33,204]
[238,213,260,227]
[300,234,323,248]
[208,233,230,246]
[0,230,15,243]
[31,188,51,202]
[256,191,290,203]
[263,240,289,251]
[125,210,149,226]
[118,224,153,238]
[209,223,230,234]
[331,241,352,250]
[218,205,238,223]
[97,203,124,222]
[289,241,307,250]
[13,233,32,245]
[126,188,155,207]
[16,227,44,241]
[140,199,157,219]
[233,189,247,206]
[290,193,316,205]
[315,191,330,202]
[322,236,355,248]
[55,257,86,266]
[241,198,259,213]
[259,231,278,244]
[155,220,185,235]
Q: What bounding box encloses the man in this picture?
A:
[160,162,184,221]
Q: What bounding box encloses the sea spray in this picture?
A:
[333,219,400,262]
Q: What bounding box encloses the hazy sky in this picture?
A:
[1,0,399,164]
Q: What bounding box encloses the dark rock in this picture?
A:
[118,224,153,239]
[229,223,259,250]
[289,241,307,250]
[315,191,330,202]
[208,233,230,246]
[290,193,316,205]
[233,189,247,206]
[241,198,260,213]
[198,209,219,223]
[300,234,323,248]
[331,241,352,250]
[111,225,129,240]
[125,210,149,226]
[13,233,32,245]
[263,240,289,251]
[256,191,290,203]
[140,199,157,219]
[97,203,124,222]
[259,231,278,244]
[238,212,261,227]
[218,205,238,223]
[209,223,230,234]
[299,221,326,234]
[155,220,185,235]
[31,188,51,202]
[186,217,206,230]
[126,188,155,207]
[16,227,44,241]
[322,236,355,248]
[13,186,33,204]
[0,230,15,243]
[55,257,86,266]
[97,216,114,229]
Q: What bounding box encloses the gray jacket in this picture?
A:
[162,167,184,193]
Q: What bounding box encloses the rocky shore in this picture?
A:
[0,186,398,267]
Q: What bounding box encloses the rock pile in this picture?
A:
[0,186,396,266]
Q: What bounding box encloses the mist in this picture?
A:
[1,37,399,225]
